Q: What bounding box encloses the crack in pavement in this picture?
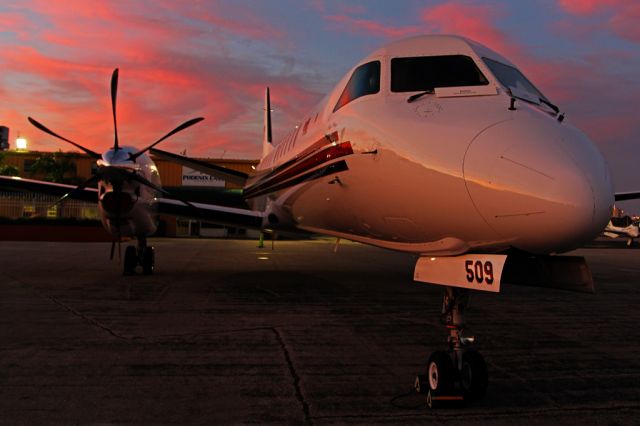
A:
[3,272,131,341]
[270,326,312,425]
[1,278,313,425]
[121,325,313,424]
[45,294,132,341]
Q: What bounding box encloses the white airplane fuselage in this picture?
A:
[247,35,613,256]
[97,147,161,238]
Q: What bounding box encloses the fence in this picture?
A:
[0,192,99,220]
[0,192,260,239]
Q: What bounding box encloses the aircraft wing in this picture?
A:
[0,175,97,202]
[156,198,264,229]
[150,148,249,186]
[615,192,640,201]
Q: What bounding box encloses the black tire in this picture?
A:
[460,349,488,401]
[123,246,137,275]
[427,351,455,394]
[142,246,154,275]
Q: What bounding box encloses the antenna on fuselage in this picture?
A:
[262,87,273,159]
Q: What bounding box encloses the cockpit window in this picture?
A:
[391,55,488,92]
[482,57,548,103]
[334,60,380,112]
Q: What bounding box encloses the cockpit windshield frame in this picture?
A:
[390,55,489,93]
[333,60,381,112]
[482,57,549,104]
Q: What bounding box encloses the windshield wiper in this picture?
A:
[407,89,434,103]
[539,98,559,115]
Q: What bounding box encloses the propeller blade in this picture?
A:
[47,174,101,209]
[111,68,120,151]
[124,168,195,209]
[129,117,204,162]
[128,172,170,196]
[28,117,101,158]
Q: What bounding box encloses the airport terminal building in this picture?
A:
[0,150,258,237]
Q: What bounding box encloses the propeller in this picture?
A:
[29,68,204,161]
[45,174,102,210]
[128,117,204,162]
[27,117,101,159]
[27,67,205,260]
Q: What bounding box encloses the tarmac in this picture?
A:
[0,237,638,425]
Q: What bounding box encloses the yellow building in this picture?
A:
[0,150,259,237]
[1,150,257,189]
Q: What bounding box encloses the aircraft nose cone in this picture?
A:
[464,118,613,254]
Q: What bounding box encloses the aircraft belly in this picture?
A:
[286,149,505,254]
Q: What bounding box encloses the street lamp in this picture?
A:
[16,136,27,151]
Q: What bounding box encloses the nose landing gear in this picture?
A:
[123,236,155,275]
[415,287,488,408]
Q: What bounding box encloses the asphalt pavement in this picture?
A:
[0,238,638,424]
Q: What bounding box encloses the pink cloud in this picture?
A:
[0,1,309,159]
[558,0,640,42]
[0,11,38,41]
[558,0,621,15]
[609,3,640,42]
[325,14,420,38]
[420,3,517,57]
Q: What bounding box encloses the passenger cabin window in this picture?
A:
[333,60,380,112]
[391,55,488,92]
[482,57,548,103]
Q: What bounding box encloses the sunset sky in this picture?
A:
[1,0,639,198]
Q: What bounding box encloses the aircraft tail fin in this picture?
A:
[262,87,273,159]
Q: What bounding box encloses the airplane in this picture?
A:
[2,34,640,408]
[0,68,256,275]
[603,214,640,246]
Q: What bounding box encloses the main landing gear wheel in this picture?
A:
[122,236,155,275]
[460,349,488,400]
[417,286,488,408]
[123,246,137,275]
[142,246,155,275]
[424,351,457,408]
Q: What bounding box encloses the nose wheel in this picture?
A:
[415,287,488,408]
[123,237,155,275]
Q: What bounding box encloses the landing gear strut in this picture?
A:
[123,236,155,275]
[415,287,488,408]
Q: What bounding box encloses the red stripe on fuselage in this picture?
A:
[258,131,340,182]
[245,140,352,198]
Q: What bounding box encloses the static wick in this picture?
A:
[334,237,341,253]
